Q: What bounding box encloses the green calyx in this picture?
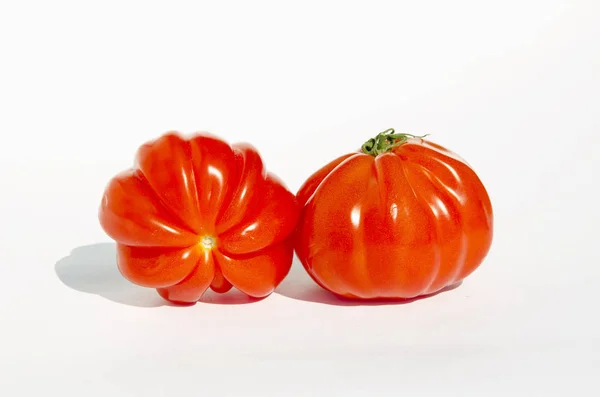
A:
[361,128,429,157]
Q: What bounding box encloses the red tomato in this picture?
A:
[99,132,299,304]
[295,129,493,300]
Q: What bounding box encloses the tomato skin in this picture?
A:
[295,138,493,300]
[99,131,299,304]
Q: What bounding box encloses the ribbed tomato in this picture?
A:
[295,129,493,300]
[99,131,299,304]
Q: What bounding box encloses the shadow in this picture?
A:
[275,256,463,306]
[55,243,262,307]
[202,289,266,305]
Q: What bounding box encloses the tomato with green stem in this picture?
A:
[99,131,299,304]
[295,128,493,300]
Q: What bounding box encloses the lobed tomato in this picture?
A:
[295,129,493,300]
[99,131,299,304]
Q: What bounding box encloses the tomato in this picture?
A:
[295,129,493,300]
[98,131,299,304]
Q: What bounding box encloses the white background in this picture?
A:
[1,1,599,396]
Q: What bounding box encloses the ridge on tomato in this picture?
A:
[295,128,493,300]
[98,131,299,304]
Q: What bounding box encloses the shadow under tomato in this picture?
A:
[54,243,261,307]
[275,256,463,306]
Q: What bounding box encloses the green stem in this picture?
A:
[361,128,429,157]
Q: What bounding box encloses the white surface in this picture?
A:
[1,1,599,396]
